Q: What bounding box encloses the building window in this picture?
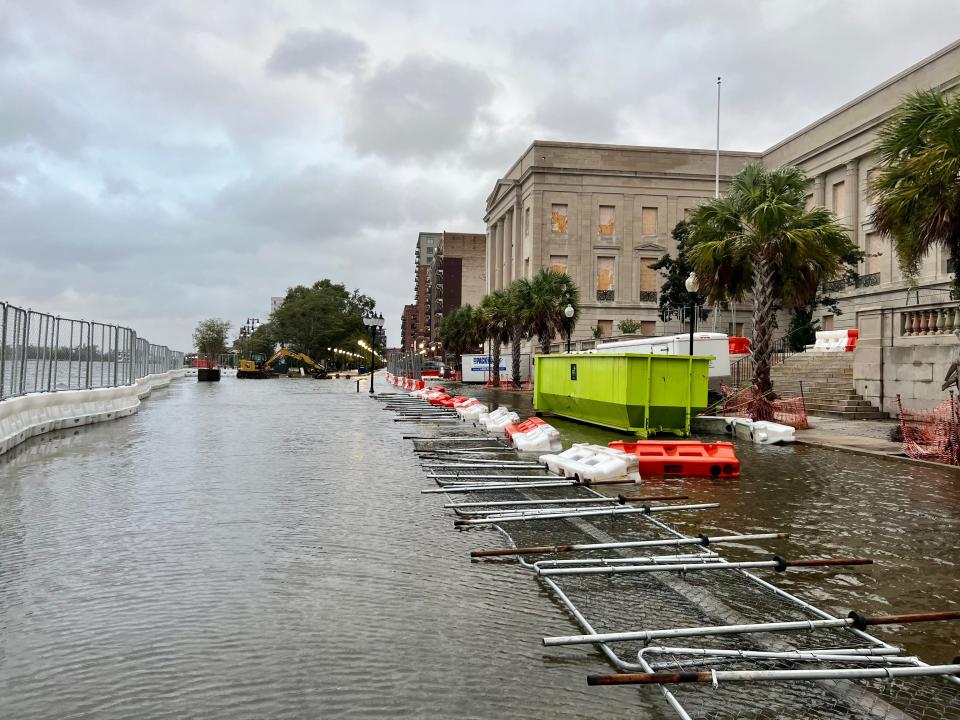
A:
[641,320,657,336]
[551,204,568,234]
[638,256,658,301]
[549,255,568,273]
[728,322,744,338]
[832,181,845,218]
[641,207,658,236]
[596,256,615,301]
[865,232,880,276]
[822,314,834,331]
[943,255,955,276]
[524,206,530,236]
[598,205,615,237]
[597,320,613,337]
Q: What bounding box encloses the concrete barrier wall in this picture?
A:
[0,369,188,456]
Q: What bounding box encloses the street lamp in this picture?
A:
[564,303,575,354]
[685,272,699,356]
[362,312,385,394]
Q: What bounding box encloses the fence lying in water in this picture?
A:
[1,301,184,401]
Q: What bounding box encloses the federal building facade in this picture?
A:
[484,39,960,348]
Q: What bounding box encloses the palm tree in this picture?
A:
[507,279,533,385]
[687,163,854,416]
[438,304,481,372]
[870,89,960,283]
[476,290,513,386]
[526,269,580,354]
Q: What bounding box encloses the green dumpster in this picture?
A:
[533,353,711,438]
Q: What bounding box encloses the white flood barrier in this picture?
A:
[506,420,562,453]
[477,407,520,433]
[539,443,641,483]
[0,369,188,456]
[730,418,796,444]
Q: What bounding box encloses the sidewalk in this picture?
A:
[796,416,960,471]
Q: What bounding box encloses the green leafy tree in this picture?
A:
[650,221,695,323]
[617,318,642,334]
[438,304,482,371]
[247,323,276,357]
[870,89,960,286]
[270,280,376,360]
[687,163,855,414]
[193,318,231,362]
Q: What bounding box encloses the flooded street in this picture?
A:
[1,376,958,718]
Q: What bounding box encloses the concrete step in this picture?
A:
[808,409,890,420]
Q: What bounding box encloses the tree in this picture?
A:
[247,323,276,357]
[617,318,641,334]
[476,290,513,387]
[270,280,376,360]
[438,304,482,371]
[507,279,533,385]
[687,163,855,415]
[525,269,580,354]
[870,89,960,286]
[650,221,695,323]
[193,318,231,363]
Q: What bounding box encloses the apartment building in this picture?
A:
[427,232,486,342]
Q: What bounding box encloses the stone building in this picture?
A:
[427,232,486,342]
[483,39,960,411]
[484,143,758,340]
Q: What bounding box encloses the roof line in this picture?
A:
[763,37,960,156]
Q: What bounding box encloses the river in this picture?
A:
[0,376,957,719]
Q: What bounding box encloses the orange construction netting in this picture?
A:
[896,393,960,465]
[715,384,810,429]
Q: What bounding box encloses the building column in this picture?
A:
[846,159,860,242]
[485,227,493,294]
[504,210,514,285]
[514,187,524,279]
[494,218,504,290]
[813,174,825,207]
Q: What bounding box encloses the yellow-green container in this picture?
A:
[534,353,710,438]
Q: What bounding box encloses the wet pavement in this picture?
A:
[0,375,958,719]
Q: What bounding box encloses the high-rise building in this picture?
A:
[427,232,486,342]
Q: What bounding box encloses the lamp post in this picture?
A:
[685,273,699,356]
[564,304,575,353]
[362,313,384,394]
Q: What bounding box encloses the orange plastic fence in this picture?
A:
[716,384,810,429]
[897,394,960,465]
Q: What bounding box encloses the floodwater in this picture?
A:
[0,376,958,719]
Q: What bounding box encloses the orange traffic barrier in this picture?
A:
[607,440,740,478]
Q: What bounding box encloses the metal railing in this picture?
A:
[1,301,185,401]
[821,272,881,293]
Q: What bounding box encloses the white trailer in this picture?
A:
[594,332,731,377]
[460,353,532,383]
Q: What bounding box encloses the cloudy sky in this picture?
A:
[2,1,958,349]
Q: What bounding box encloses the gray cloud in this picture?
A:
[345,55,495,160]
[265,28,367,77]
[2,0,960,349]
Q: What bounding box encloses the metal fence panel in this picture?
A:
[0,301,184,401]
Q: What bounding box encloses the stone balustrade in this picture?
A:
[898,303,960,337]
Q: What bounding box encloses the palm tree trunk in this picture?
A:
[540,333,551,355]
[751,254,776,421]
[491,340,501,387]
[511,327,522,386]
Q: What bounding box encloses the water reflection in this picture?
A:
[467,383,960,664]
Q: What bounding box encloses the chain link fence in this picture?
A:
[1,301,185,401]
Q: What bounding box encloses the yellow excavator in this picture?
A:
[237,348,327,379]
